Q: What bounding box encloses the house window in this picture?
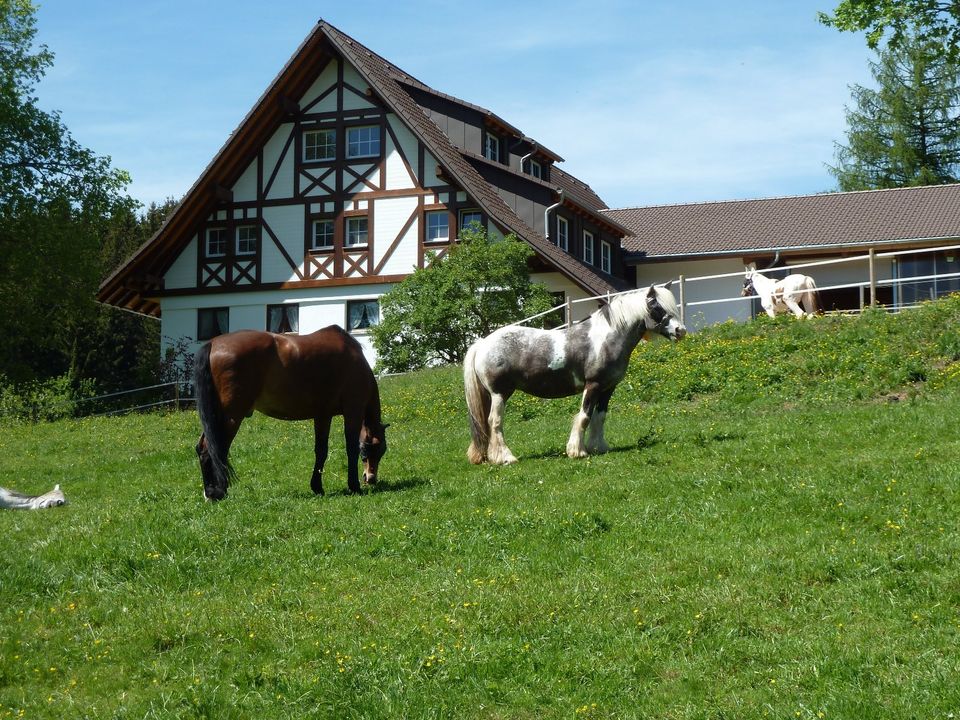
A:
[197,307,229,341]
[236,225,257,256]
[206,228,226,257]
[267,304,299,334]
[483,131,500,162]
[583,230,595,265]
[426,211,449,243]
[600,240,611,274]
[304,129,336,161]
[346,299,379,332]
[312,219,334,250]
[529,159,542,179]
[346,216,368,247]
[556,216,569,251]
[347,125,381,158]
[459,210,483,233]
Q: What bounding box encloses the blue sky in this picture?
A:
[34,0,873,210]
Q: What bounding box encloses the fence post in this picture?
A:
[174,381,180,411]
[566,296,573,328]
[678,274,686,325]
[869,247,877,306]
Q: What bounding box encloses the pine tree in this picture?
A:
[831,37,960,190]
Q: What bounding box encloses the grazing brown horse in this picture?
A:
[193,326,388,501]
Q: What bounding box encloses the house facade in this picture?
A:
[97,20,631,367]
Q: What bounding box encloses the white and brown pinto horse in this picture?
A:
[742,265,819,319]
[464,284,685,465]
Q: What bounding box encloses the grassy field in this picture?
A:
[2,302,960,719]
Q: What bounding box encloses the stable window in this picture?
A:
[304,129,336,161]
[347,125,381,158]
[197,307,229,341]
[312,219,334,250]
[600,240,611,274]
[346,216,368,247]
[583,230,595,265]
[556,216,569,251]
[236,225,257,256]
[206,228,226,257]
[483,131,500,162]
[459,210,483,233]
[426,211,449,243]
[346,299,379,332]
[267,304,299,334]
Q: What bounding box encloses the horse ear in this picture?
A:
[646,284,657,298]
[662,279,673,290]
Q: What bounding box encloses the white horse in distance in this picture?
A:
[742,264,819,319]
[0,484,67,510]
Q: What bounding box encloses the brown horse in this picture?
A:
[193,326,388,501]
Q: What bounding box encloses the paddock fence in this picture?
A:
[515,242,960,330]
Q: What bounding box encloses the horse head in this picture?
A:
[645,282,686,340]
[359,422,389,485]
[742,265,758,297]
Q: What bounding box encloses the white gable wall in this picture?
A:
[164,235,198,289]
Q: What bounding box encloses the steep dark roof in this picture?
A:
[605,184,960,259]
[98,20,624,315]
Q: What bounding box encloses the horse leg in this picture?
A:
[487,392,517,465]
[568,382,600,459]
[586,388,614,454]
[783,294,806,318]
[311,416,332,496]
[344,415,363,493]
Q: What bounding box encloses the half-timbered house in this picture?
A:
[97,20,631,366]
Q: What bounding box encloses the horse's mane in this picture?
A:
[604,287,677,331]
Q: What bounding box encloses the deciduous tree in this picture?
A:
[371,226,553,373]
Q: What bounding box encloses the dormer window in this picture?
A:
[483,131,500,162]
[524,158,543,179]
[556,216,569,251]
[583,230,595,265]
[600,240,611,274]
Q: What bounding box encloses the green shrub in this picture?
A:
[0,373,95,423]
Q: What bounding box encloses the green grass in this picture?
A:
[4,300,960,718]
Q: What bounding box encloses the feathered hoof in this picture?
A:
[467,443,486,465]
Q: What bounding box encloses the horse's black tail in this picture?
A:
[193,342,235,497]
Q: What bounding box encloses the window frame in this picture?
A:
[483,131,500,162]
[303,128,336,162]
[197,307,229,341]
[205,227,227,258]
[458,209,483,234]
[266,304,299,334]
[235,225,257,256]
[346,125,381,159]
[346,298,380,333]
[556,216,569,251]
[425,211,450,243]
[583,229,595,265]
[345,216,369,247]
[311,219,335,251]
[600,240,612,274]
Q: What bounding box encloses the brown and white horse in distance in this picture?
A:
[742,264,819,319]
[0,484,66,510]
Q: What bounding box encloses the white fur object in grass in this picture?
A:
[0,484,67,510]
